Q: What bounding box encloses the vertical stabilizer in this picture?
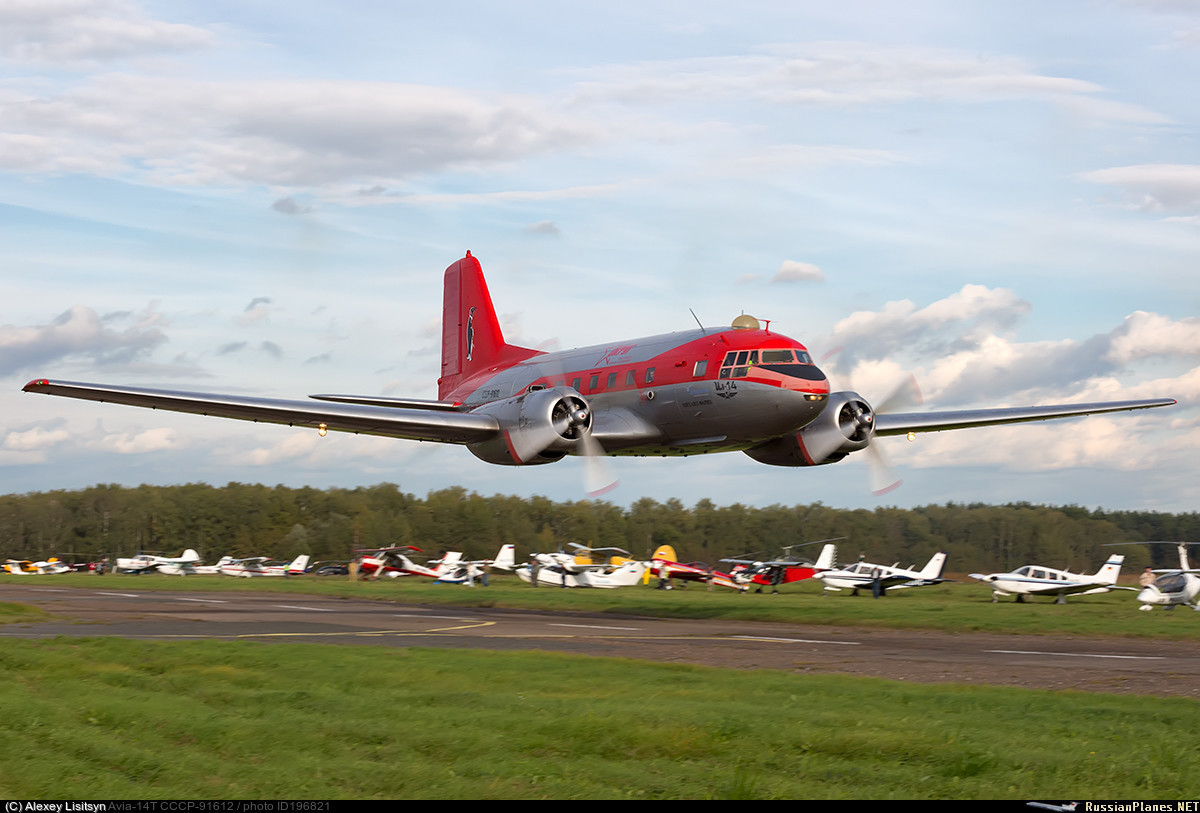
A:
[493,544,516,571]
[918,551,947,581]
[814,543,836,571]
[288,554,310,574]
[439,252,539,401]
[1095,554,1124,584]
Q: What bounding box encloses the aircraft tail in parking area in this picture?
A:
[918,551,947,581]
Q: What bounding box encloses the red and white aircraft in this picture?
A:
[650,544,747,591]
[22,252,1176,493]
[356,546,424,579]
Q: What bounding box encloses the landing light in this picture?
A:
[318,423,328,437]
[907,432,915,442]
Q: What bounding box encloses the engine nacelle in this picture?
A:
[743,391,875,467]
[467,386,593,466]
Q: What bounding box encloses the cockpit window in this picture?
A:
[721,347,819,379]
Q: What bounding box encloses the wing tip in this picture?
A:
[23,378,51,392]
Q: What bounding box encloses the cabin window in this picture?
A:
[693,360,707,377]
[572,377,581,391]
[589,374,599,391]
[645,367,656,384]
[625,370,636,386]
[607,372,617,388]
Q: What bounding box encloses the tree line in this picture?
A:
[1,482,1197,574]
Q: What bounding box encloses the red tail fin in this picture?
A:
[439,252,538,401]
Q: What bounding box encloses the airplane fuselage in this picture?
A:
[449,325,830,460]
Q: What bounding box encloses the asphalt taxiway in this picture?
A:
[3,584,1198,697]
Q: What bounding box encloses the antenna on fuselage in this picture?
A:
[689,308,707,334]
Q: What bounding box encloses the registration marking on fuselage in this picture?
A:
[549,623,642,631]
[733,635,862,646]
[986,650,1166,660]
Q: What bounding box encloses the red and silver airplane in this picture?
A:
[22,252,1176,493]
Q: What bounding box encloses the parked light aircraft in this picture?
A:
[380,549,494,584]
[158,555,234,576]
[1110,542,1200,611]
[721,540,839,592]
[115,548,200,574]
[650,544,746,591]
[220,554,310,578]
[814,549,949,596]
[22,253,1176,496]
[969,554,1126,604]
[3,558,72,575]
[493,543,647,588]
[356,546,425,579]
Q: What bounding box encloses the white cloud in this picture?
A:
[2,424,70,452]
[0,76,596,189]
[1081,164,1200,212]
[0,0,214,65]
[568,42,1169,123]
[773,260,825,282]
[1107,311,1200,363]
[0,305,167,376]
[92,426,178,454]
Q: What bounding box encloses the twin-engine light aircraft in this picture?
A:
[22,252,1176,494]
[969,554,1127,604]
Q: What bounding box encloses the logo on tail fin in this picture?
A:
[466,307,476,362]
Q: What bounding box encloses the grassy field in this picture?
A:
[10,571,1199,640]
[1,637,1197,800]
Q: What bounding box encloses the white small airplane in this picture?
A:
[1117,542,1200,612]
[814,548,949,596]
[115,548,201,574]
[493,543,647,588]
[3,557,72,575]
[219,554,310,578]
[157,555,235,576]
[969,554,1126,604]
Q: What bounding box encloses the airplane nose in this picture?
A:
[1136,587,1159,604]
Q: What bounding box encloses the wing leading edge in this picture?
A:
[22,379,499,445]
[873,399,1176,436]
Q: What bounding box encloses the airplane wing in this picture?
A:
[22,379,500,444]
[874,399,1176,436]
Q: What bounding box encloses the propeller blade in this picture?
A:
[865,443,902,496]
[580,430,618,497]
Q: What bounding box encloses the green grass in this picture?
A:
[22,572,1200,641]
[0,637,1196,799]
[0,600,53,624]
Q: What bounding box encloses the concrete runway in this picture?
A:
[3,583,1199,697]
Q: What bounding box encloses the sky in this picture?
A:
[2,0,1199,513]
